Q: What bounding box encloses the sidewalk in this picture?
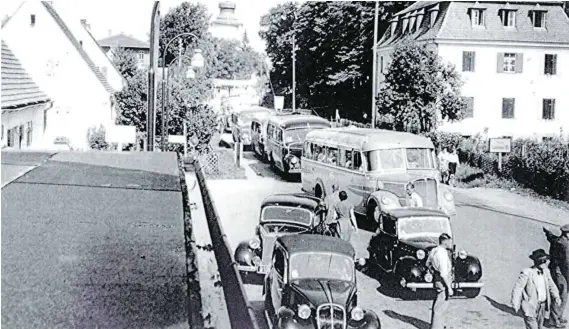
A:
[187,173,231,329]
[453,187,569,228]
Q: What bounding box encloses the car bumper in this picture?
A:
[405,282,485,289]
[238,264,271,274]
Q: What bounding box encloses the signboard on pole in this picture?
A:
[489,138,512,153]
[274,96,284,110]
[107,125,136,144]
[168,135,185,144]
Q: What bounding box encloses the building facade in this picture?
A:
[2,1,123,150]
[98,33,150,69]
[1,41,53,149]
[375,1,569,141]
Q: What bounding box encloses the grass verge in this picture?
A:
[204,148,246,180]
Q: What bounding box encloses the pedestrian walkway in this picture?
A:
[187,172,231,329]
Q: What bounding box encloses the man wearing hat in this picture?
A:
[544,224,569,327]
[512,249,561,329]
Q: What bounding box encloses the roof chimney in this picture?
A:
[80,19,90,29]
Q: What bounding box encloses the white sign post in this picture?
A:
[489,137,512,172]
[274,95,284,111]
[168,121,189,156]
[107,125,136,152]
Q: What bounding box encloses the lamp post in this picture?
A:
[147,1,160,151]
[161,32,205,151]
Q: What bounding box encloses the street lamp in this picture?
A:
[161,32,205,151]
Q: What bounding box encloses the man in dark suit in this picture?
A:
[544,224,569,327]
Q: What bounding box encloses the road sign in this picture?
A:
[168,135,185,144]
[274,96,284,110]
[489,138,512,153]
[107,125,136,144]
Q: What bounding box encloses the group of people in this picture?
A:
[437,147,460,185]
[321,184,359,243]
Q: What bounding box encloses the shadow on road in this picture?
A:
[249,300,269,329]
[484,295,520,317]
[383,310,430,329]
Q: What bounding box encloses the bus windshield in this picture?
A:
[283,128,311,144]
[367,148,435,171]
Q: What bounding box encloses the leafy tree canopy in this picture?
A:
[376,42,466,133]
[111,47,139,79]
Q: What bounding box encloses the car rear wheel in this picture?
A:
[463,288,481,298]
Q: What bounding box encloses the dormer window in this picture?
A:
[30,14,36,27]
[470,9,485,27]
[531,10,547,28]
[500,10,516,27]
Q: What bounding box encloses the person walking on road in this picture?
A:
[426,233,454,329]
[333,191,358,243]
[322,184,340,236]
[544,224,569,327]
[511,249,561,329]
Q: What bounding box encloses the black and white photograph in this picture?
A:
[1,0,569,328]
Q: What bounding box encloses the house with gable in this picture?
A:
[1,40,53,149]
[375,1,569,141]
[98,33,150,69]
[2,1,124,150]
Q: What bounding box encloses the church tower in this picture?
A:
[210,1,244,41]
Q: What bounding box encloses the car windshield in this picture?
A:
[397,216,452,240]
[283,128,311,144]
[367,148,435,171]
[261,206,312,225]
[290,252,354,281]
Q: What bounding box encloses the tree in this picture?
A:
[111,47,139,78]
[211,38,262,80]
[114,69,148,132]
[375,42,466,133]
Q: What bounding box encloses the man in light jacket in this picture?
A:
[512,249,561,329]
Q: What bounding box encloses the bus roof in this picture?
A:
[305,127,434,151]
[268,114,331,129]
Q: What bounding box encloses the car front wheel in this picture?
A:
[462,288,481,298]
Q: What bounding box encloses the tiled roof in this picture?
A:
[41,2,116,94]
[82,25,126,85]
[98,33,150,49]
[377,1,569,49]
[1,40,51,110]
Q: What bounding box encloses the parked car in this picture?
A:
[367,208,484,298]
[264,234,381,329]
[232,107,273,149]
[234,193,326,277]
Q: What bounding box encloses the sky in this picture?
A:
[1,0,292,53]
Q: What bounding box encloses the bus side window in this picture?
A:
[304,142,312,159]
[277,129,283,142]
[338,148,347,167]
[353,151,364,172]
[268,125,274,140]
[344,150,353,169]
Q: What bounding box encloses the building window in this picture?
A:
[462,51,476,72]
[470,9,485,27]
[380,56,384,74]
[502,98,515,119]
[500,10,516,27]
[531,11,547,28]
[463,97,474,118]
[542,99,555,120]
[30,14,35,26]
[7,129,13,147]
[542,136,554,143]
[26,121,33,146]
[138,52,144,60]
[544,54,557,75]
[498,53,523,73]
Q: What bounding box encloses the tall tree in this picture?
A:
[111,47,139,78]
[376,42,466,133]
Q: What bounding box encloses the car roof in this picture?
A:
[268,114,331,129]
[278,234,355,257]
[385,207,449,219]
[261,193,322,211]
[305,127,434,151]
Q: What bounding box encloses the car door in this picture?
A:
[375,216,397,271]
[270,247,286,314]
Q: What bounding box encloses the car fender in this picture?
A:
[366,190,401,212]
[394,256,424,279]
[350,309,380,329]
[438,184,457,216]
[234,241,255,266]
[454,254,483,282]
[314,178,327,198]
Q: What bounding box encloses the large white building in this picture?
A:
[375,1,569,141]
[2,1,124,150]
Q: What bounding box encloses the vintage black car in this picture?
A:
[368,208,484,298]
[264,234,380,329]
[234,193,326,276]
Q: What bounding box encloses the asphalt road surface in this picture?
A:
[208,151,562,329]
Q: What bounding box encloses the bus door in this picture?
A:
[348,149,367,212]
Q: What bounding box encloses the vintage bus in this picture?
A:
[265,113,331,175]
[250,111,274,161]
[231,107,273,149]
[301,127,456,224]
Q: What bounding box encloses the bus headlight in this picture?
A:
[290,156,298,164]
[298,304,311,319]
[249,238,260,250]
[425,273,433,283]
[416,249,426,260]
[381,197,391,205]
[351,307,364,321]
[458,250,468,259]
[444,191,453,201]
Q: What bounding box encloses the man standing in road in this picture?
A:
[511,249,561,329]
[426,233,453,329]
[544,225,569,327]
[323,184,340,235]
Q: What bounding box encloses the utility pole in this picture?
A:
[292,6,298,111]
[371,0,379,129]
[147,1,160,151]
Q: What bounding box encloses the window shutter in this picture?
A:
[542,99,547,119]
[544,12,547,29]
[552,54,557,75]
[497,53,504,73]
[552,99,556,119]
[515,53,524,73]
[471,52,476,72]
[462,52,468,71]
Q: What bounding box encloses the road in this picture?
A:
[207,149,565,329]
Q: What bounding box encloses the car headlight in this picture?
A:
[416,249,426,260]
[444,191,453,201]
[425,272,433,283]
[381,196,391,205]
[458,249,468,259]
[249,238,260,250]
[290,156,298,164]
[252,256,261,266]
[298,304,311,319]
[351,307,364,321]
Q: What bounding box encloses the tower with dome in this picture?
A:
[210,1,244,41]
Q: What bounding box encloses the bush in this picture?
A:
[87,125,108,150]
[423,131,462,153]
